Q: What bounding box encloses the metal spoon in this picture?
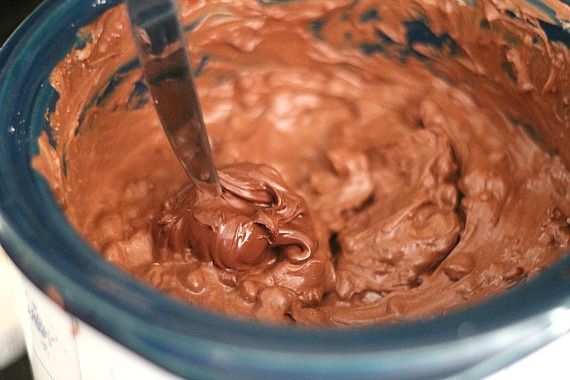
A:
[125,0,221,196]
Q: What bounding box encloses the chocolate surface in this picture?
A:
[34,0,570,325]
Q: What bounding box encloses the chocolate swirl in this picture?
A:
[152,163,316,271]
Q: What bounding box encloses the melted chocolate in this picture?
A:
[34,0,570,325]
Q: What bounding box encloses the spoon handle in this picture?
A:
[125,0,221,196]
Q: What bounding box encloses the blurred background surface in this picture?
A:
[1,3,42,379]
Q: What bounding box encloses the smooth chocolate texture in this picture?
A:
[34,0,570,325]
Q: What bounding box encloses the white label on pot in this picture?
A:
[22,275,81,379]
[8,259,181,380]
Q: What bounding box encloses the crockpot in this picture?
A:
[1,0,569,379]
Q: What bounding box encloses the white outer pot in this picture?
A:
[0,248,25,369]
[4,246,180,380]
[4,241,569,379]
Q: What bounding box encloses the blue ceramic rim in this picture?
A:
[0,0,569,379]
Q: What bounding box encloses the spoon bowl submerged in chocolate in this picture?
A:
[124,1,329,315]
